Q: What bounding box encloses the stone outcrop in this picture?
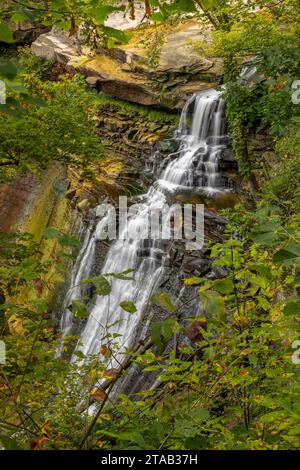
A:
[31,21,223,109]
[64,102,178,209]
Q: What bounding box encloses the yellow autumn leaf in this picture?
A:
[8,315,27,336]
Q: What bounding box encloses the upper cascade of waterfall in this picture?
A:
[59,88,230,365]
[161,89,228,194]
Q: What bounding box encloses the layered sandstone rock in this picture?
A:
[31,21,223,109]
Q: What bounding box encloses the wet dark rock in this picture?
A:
[182,256,210,275]
[211,265,228,279]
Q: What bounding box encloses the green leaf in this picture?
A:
[119,301,137,313]
[103,430,145,448]
[185,435,209,450]
[58,234,80,248]
[73,350,85,359]
[174,418,199,438]
[250,222,282,246]
[184,276,203,286]
[0,103,24,118]
[193,408,210,422]
[0,23,14,43]
[101,26,133,45]
[55,19,71,30]
[107,269,135,280]
[199,290,226,321]
[51,0,66,8]
[198,0,218,10]
[11,13,29,22]
[213,278,234,294]
[106,38,117,49]
[31,299,47,314]
[21,94,47,107]
[90,5,123,25]
[150,12,164,22]
[6,82,29,95]
[83,276,111,296]
[260,411,285,423]
[151,292,175,312]
[167,0,197,13]
[273,243,300,264]
[283,299,300,316]
[44,227,61,239]
[0,435,21,450]
[151,318,180,352]
[71,300,89,320]
[255,264,273,280]
[44,228,79,247]
[0,60,17,80]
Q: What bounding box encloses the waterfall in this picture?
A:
[60,224,94,335]
[60,89,229,364]
[59,214,113,335]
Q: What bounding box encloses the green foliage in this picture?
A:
[71,300,89,319]
[0,22,14,43]
[151,291,175,312]
[262,118,300,213]
[139,28,165,69]
[0,58,18,80]
[0,1,133,48]
[90,216,300,450]
[151,318,180,352]
[206,6,300,180]
[0,70,103,181]
[209,13,294,68]
[17,46,54,77]
[119,301,137,313]
[44,227,80,248]
[82,275,112,296]
[2,212,300,450]
[0,232,45,299]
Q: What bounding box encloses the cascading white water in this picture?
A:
[159,90,226,193]
[60,89,229,364]
[60,214,112,335]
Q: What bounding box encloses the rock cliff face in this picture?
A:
[31,21,223,110]
[0,166,69,236]
[0,166,77,315]
[0,173,39,233]
[62,104,178,225]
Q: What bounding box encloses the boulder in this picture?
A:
[31,28,80,62]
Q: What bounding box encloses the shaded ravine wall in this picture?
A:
[0,165,69,236]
